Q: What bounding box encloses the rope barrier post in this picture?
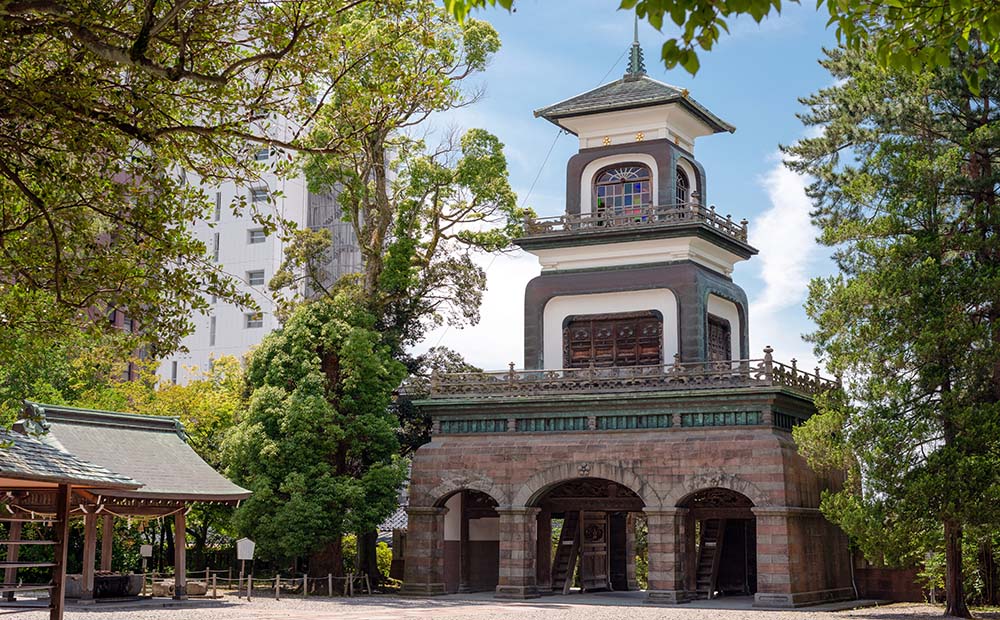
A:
[365,574,371,594]
[239,560,244,597]
[247,574,252,602]
[275,573,280,600]
[303,575,307,597]
[205,568,210,586]
[327,573,332,597]
[348,572,353,597]
[212,574,217,598]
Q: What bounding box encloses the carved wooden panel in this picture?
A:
[563,311,662,368]
[708,314,732,362]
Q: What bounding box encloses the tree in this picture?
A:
[223,290,407,577]
[444,0,999,88]
[269,1,522,584]
[0,0,399,368]
[787,46,1000,618]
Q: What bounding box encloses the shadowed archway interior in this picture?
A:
[678,487,756,599]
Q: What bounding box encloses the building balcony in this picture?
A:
[426,347,835,402]
[519,202,749,246]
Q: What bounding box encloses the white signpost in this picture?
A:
[236,539,255,601]
[140,544,153,596]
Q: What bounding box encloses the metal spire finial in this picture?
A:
[625,14,646,81]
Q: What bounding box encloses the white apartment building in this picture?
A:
[156,149,361,386]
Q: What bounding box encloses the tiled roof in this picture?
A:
[22,402,250,503]
[0,430,140,489]
[534,75,734,134]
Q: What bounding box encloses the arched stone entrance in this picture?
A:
[678,487,756,599]
[437,489,501,593]
[529,477,645,594]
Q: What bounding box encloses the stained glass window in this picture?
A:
[676,167,690,204]
[594,164,651,216]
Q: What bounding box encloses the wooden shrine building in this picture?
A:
[10,402,250,601]
[401,34,854,608]
[0,430,140,619]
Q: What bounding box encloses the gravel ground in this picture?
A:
[8,594,998,620]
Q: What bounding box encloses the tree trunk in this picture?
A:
[944,519,971,618]
[309,538,344,579]
[356,529,381,587]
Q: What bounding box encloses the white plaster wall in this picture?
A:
[707,294,741,360]
[579,153,659,215]
[542,289,679,370]
[443,493,461,541]
[531,237,744,275]
[469,518,499,541]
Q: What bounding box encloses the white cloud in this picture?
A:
[410,250,539,370]
[745,156,824,368]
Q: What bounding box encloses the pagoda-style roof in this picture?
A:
[0,430,140,490]
[534,75,735,135]
[20,402,250,503]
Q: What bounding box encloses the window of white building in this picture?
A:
[248,229,266,244]
[245,312,264,328]
[247,270,265,286]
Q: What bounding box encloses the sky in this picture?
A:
[411,0,841,372]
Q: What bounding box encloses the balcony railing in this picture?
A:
[521,202,749,243]
[427,347,836,400]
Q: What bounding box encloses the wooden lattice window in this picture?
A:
[594,164,652,216]
[676,167,690,204]
[707,314,732,362]
[563,311,663,368]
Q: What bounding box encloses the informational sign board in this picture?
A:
[236,538,255,561]
[140,544,153,558]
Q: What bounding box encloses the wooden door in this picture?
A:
[578,511,610,591]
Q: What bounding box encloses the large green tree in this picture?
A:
[787,46,1000,618]
[0,0,403,368]
[268,0,522,582]
[223,290,407,576]
[446,0,999,87]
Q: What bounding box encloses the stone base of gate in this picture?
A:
[646,589,691,604]
[399,582,448,596]
[754,588,855,608]
[494,585,540,599]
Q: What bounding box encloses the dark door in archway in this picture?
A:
[579,511,610,591]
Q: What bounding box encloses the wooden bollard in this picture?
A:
[327,573,333,597]
[247,574,252,602]
[275,574,280,600]
[212,575,217,598]
[303,575,308,597]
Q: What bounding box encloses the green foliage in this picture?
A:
[445,0,999,88]
[340,534,394,579]
[281,0,526,353]
[223,291,408,562]
[786,45,1000,615]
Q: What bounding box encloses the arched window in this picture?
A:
[594,164,651,216]
[676,167,690,205]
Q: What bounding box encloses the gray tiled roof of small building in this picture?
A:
[0,430,140,489]
[23,401,250,502]
[534,75,735,134]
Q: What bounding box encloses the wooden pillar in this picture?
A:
[173,511,187,600]
[5,518,22,601]
[458,492,470,593]
[50,484,71,620]
[81,513,98,601]
[100,514,113,572]
[535,510,552,592]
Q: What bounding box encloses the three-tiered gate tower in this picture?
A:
[402,37,853,608]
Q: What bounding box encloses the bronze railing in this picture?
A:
[521,202,749,243]
[427,347,836,399]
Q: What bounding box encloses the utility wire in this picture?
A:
[430,50,629,351]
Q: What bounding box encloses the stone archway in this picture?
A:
[513,461,659,509]
[678,487,757,599]
[662,471,770,509]
[434,488,502,594]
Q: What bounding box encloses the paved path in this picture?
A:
[9,594,997,620]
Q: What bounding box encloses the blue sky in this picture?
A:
[414,0,840,372]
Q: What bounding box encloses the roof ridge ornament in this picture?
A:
[625,15,646,81]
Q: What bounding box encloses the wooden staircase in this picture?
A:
[694,519,726,599]
[551,512,580,594]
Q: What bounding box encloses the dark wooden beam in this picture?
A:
[50,484,71,620]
